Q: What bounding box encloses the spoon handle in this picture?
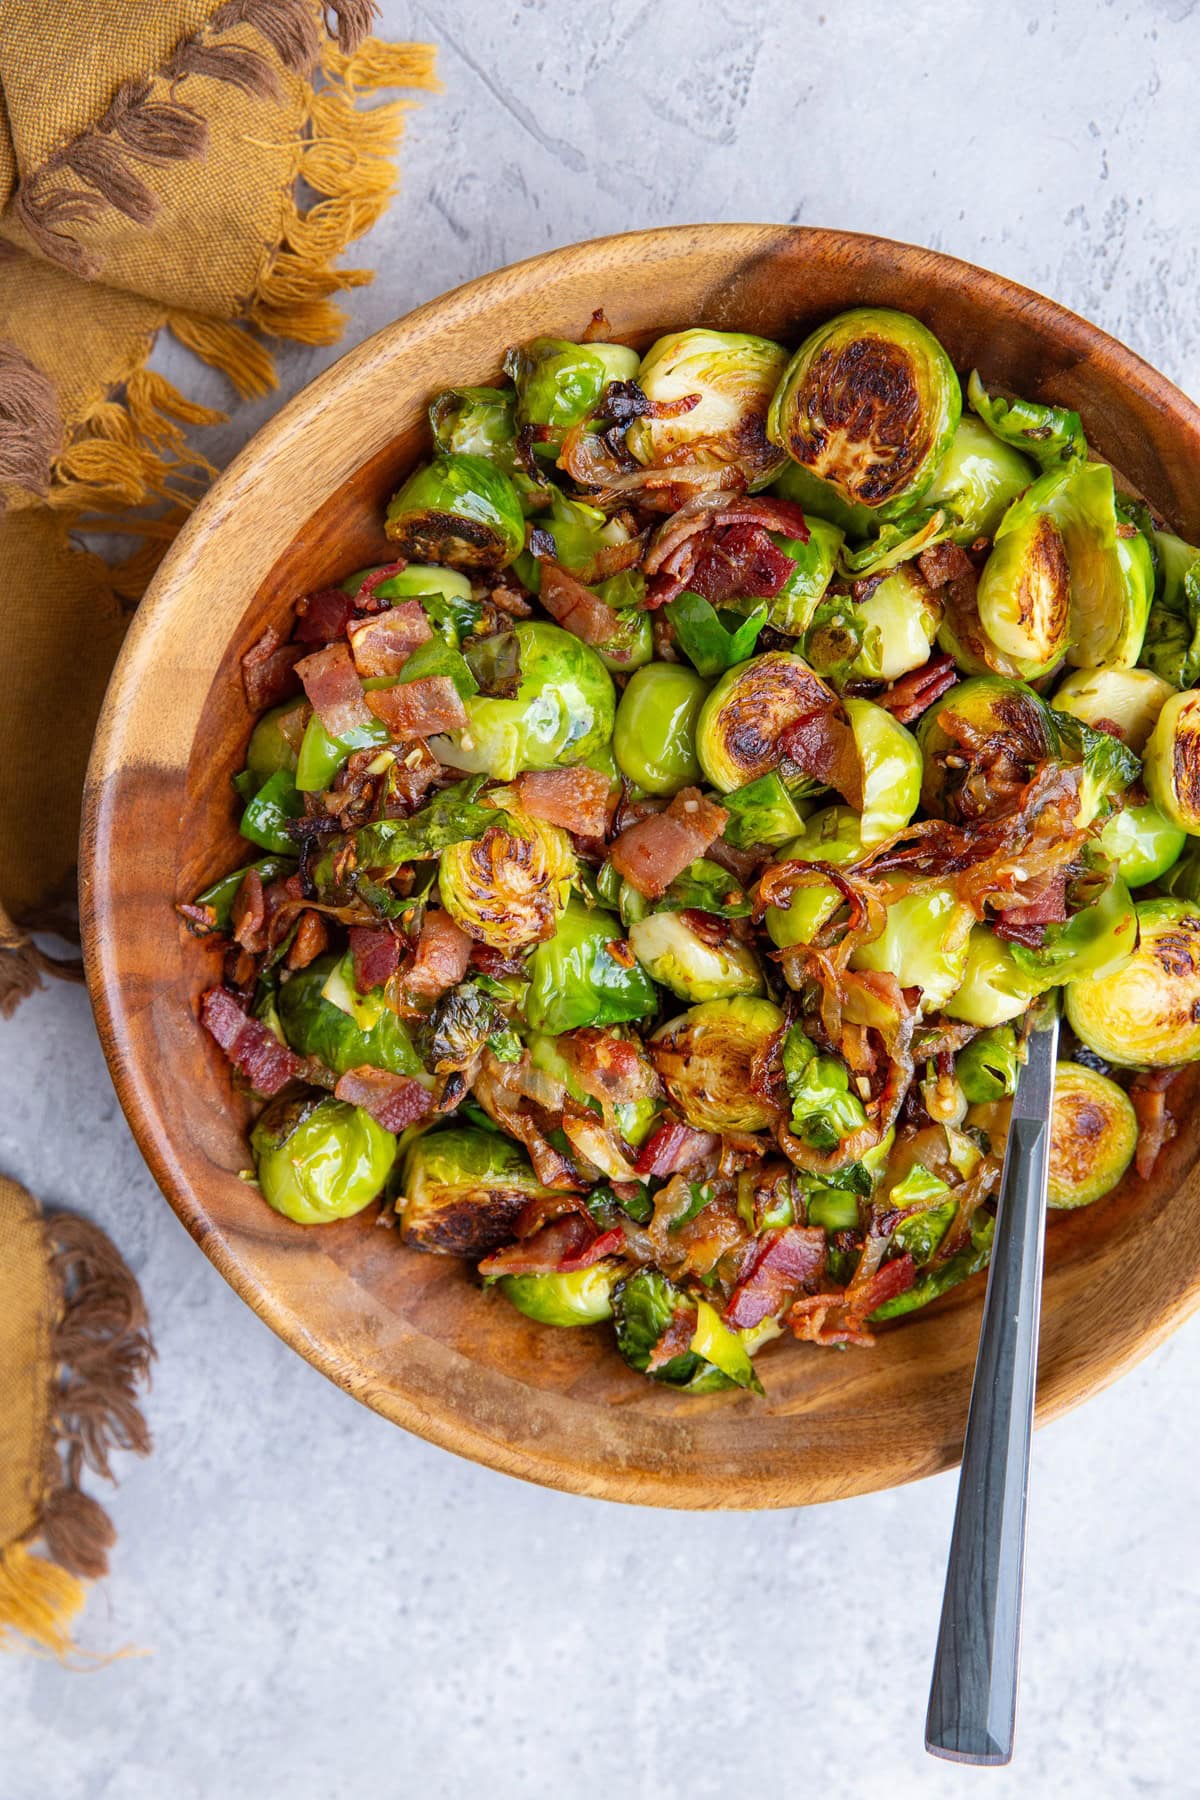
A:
[925,1012,1059,1766]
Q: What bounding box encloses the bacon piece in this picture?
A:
[609,788,729,898]
[779,708,863,808]
[199,986,302,1096]
[634,1119,719,1178]
[366,676,467,740]
[561,1029,658,1109]
[515,766,611,838]
[876,652,958,725]
[789,1253,917,1347]
[286,911,329,970]
[478,1215,624,1277]
[405,910,472,1003]
[348,601,433,678]
[1129,1069,1182,1180]
[724,1226,826,1330]
[643,494,810,606]
[241,624,304,712]
[349,924,401,992]
[993,870,1068,946]
[917,541,974,589]
[646,1308,697,1372]
[231,868,266,952]
[293,587,357,645]
[688,522,799,604]
[334,1065,432,1130]
[355,561,407,604]
[295,640,373,736]
[538,560,617,647]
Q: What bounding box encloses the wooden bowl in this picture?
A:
[81,225,1200,1508]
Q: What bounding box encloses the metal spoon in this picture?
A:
[925,1000,1060,1765]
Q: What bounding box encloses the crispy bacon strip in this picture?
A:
[348,601,432,677]
[293,588,357,645]
[477,1215,624,1277]
[634,1120,718,1178]
[789,1253,916,1348]
[334,1065,432,1130]
[241,624,304,712]
[724,1226,827,1330]
[609,788,729,898]
[779,707,863,808]
[366,675,467,740]
[643,493,810,606]
[349,924,401,992]
[646,1308,698,1372]
[199,986,302,1096]
[875,653,958,725]
[295,640,373,736]
[515,766,611,838]
[537,560,617,647]
[687,521,800,605]
[405,910,472,1003]
[993,870,1068,946]
[1129,1070,1182,1180]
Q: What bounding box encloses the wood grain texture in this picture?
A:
[79,225,1200,1509]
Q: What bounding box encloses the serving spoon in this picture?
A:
[925,1000,1060,1765]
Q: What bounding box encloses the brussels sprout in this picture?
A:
[277,953,424,1076]
[496,1259,623,1327]
[518,489,612,586]
[836,507,954,581]
[1161,844,1200,902]
[251,1095,396,1226]
[848,881,975,1012]
[432,620,615,782]
[1144,690,1200,835]
[429,385,518,467]
[1099,801,1186,887]
[385,453,525,572]
[439,802,575,951]
[665,592,768,678]
[770,457,878,539]
[781,1026,867,1149]
[1008,868,1137,987]
[526,1032,659,1148]
[1046,1062,1137,1208]
[1049,710,1141,829]
[344,777,500,883]
[1051,666,1174,754]
[246,698,305,786]
[721,770,809,850]
[1032,461,1149,669]
[650,996,785,1133]
[767,308,961,519]
[918,675,1058,821]
[805,1188,862,1231]
[851,565,943,682]
[765,805,863,951]
[629,910,763,1002]
[634,858,752,922]
[627,328,790,491]
[925,414,1036,543]
[399,1125,556,1256]
[695,651,844,795]
[505,336,635,448]
[976,499,1071,678]
[613,662,708,795]
[943,926,1046,1027]
[965,370,1086,471]
[763,519,845,636]
[1066,897,1200,1067]
[956,1026,1020,1103]
[524,903,658,1036]
[887,1165,957,1265]
[844,696,922,845]
[1141,530,1200,689]
[239,767,304,854]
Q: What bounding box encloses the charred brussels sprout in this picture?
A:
[628,910,763,1002]
[627,328,789,491]
[1048,1063,1137,1207]
[524,903,658,1036]
[763,518,844,636]
[496,1260,623,1327]
[1051,666,1174,753]
[433,620,615,781]
[399,1126,556,1257]
[918,675,1058,822]
[944,926,1046,1027]
[613,662,708,795]
[429,386,518,468]
[849,881,975,1012]
[277,954,424,1076]
[385,453,525,572]
[765,804,863,951]
[767,308,961,520]
[251,1095,395,1225]
[505,335,636,449]
[439,801,575,951]
[976,499,1071,678]
[925,414,1036,543]
[1065,898,1200,1067]
[651,996,785,1134]
[1008,461,1149,670]
[844,697,922,844]
[1144,690,1200,835]
[851,565,943,682]
[696,651,853,797]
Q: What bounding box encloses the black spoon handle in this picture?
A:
[925,1013,1059,1766]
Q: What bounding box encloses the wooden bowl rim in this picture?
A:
[81,224,1200,1507]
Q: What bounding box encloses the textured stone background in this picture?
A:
[4,2,1200,1795]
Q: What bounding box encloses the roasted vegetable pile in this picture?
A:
[184,307,1200,1393]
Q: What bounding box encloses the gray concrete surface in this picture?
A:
[4,1,1200,1795]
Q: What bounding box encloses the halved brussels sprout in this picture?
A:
[976,505,1071,678]
[629,910,763,1002]
[505,336,636,449]
[925,414,1036,543]
[385,452,525,572]
[848,881,975,1012]
[851,565,943,681]
[1144,690,1200,835]
[432,619,615,781]
[627,328,790,490]
[918,675,1059,822]
[695,651,840,794]
[246,697,305,786]
[956,1026,1020,1104]
[497,1259,623,1327]
[251,1095,395,1225]
[1016,461,1149,669]
[524,903,658,1036]
[844,696,922,844]
[277,953,424,1076]
[429,386,518,468]
[1048,1063,1137,1208]
[1051,666,1174,753]
[1099,801,1186,888]
[399,1125,556,1256]
[767,307,961,519]
[613,662,708,795]
[762,519,845,636]
[943,926,1046,1027]
[1141,529,1200,689]
[439,800,575,951]
[1065,898,1200,1067]
[765,804,863,951]
[650,996,785,1134]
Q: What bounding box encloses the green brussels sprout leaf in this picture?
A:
[239,768,305,854]
[665,591,768,677]
[524,904,658,1035]
[956,1026,1020,1104]
[349,776,498,875]
[966,370,1086,472]
[721,771,809,850]
[277,954,425,1078]
[801,593,865,683]
[781,1026,868,1150]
